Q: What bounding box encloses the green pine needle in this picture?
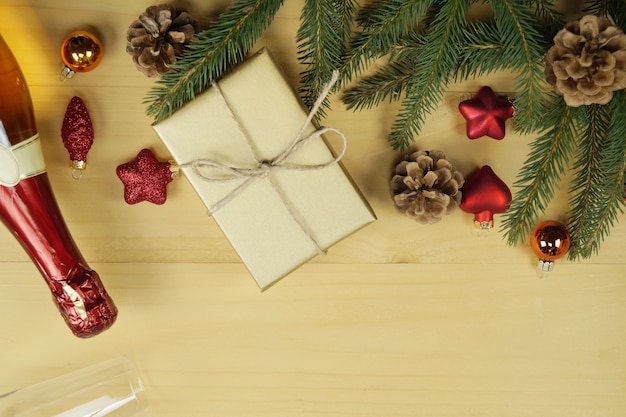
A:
[566,103,612,259]
[585,0,626,31]
[297,0,356,117]
[388,0,470,151]
[489,0,551,134]
[568,91,626,259]
[338,0,435,88]
[342,56,418,111]
[524,0,564,39]
[457,20,509,80]
[501,95,580,246]
[145,0,284,122]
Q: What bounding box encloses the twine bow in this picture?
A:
[181,70,346,254]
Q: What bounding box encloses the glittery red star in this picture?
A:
[116,148,174,205]
[458,86,514,140]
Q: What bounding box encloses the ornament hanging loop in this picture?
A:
[72,170,83,180]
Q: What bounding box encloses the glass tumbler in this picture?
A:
[0,357,151,416]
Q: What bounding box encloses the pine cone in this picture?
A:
[545,15,626,106]
[390,150,464,224]
[126,4,198,77]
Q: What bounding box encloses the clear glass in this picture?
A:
[0,357,151,416]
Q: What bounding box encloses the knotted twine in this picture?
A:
[180,70,346,255]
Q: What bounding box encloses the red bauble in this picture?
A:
[460,166,512,232]
[61,96,94,177]
[458,86,514,140]
[116,148,175,205]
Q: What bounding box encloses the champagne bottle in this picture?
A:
[0,34,117,338]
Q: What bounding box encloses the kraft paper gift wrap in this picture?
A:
[153,49,376,289]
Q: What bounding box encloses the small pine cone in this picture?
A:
[390,150,464,224]
[126,4,198,77]
[545,15,626,107]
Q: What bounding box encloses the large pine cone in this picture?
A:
[391,150,464,224]
[545,15,626,106]
[126,4,198,77]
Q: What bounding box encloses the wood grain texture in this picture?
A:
[0,1,624,416]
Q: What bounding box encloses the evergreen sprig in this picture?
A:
[338,0,436,89]
[387,0,471,151]
[501,96,579,246]
[489,0,551,133]
[456,20,509,80]
[524,0,564,39]
[585,0,626,31]
[297,0,356,117]
[566,103,613,259]
[568,91,626,259]
[145,0,284,122]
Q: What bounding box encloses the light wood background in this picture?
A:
[1,1,625,416]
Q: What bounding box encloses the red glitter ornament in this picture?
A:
[458,86,514,140]
[116,148,176,205]
[460,166,512,235]
[61,96,94,178]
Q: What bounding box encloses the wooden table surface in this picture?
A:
[1,1,625,416]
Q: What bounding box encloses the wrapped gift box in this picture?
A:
[153,49,376,289]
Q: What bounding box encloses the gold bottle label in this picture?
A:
[0,134,46,186]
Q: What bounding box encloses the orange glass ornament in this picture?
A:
[60,31,103,79]
[530,221,570,278]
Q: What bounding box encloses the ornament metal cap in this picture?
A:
[70,160,86,180]
[60,30,103,80]
[473,219,494,238]
[536,259,555,279]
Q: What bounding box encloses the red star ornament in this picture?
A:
[458,86,514,140]
[116,148,175,205]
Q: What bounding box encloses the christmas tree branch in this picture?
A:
[501,96,579,245]
[297,0,356,117]
[388,0,470,151]
[489,0,550,134]
[145,0,284,122]
[567,104,613,259]
[338,0,435,88]
[342,57,418,111]
[524,0,564,38]
[568,91,626,259]
[585,0,626,31]
[457,20,509,80]
[342,32,424,111]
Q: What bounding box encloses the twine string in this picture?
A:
[181,70,345,254]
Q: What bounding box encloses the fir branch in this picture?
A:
[145,0,284,122]
[339,0,435,88]
[501,95,579,246]
[388,0,470,151]
[342,56,418,111]
[585,0,626,31]
[489,0,550,134]
[457,20,509,80]
[297,0,356,116]
[567,103,613,259]
[343,31,425,110]
[523,0,564,38]
[568,92,626,259]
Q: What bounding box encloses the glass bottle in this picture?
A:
[0,34,117,337]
